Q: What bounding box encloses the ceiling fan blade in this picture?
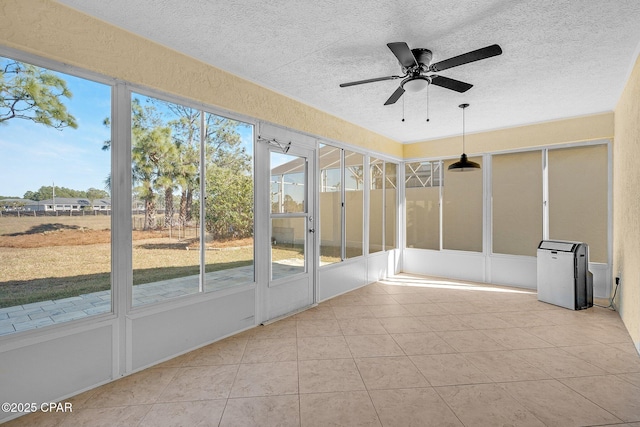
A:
[430,75,473,93]
[384,86,405,105]
[339,75,401,87]
[387,42,418,68]
[429,44,502,72]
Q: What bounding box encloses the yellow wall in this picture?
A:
[404,112,614,159]
[0,0,402,157]
[613,54,640,351]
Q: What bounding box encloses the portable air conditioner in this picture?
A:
[537,240,593,310]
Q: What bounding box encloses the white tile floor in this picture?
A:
[6,273,640,426]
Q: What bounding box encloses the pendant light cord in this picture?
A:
[448,103,479,171]
[462,105,465,152]
[459,103,469,153]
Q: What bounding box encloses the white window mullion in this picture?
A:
[382,160,386,251]
[112,82,133,376]
[199,111,206,293]
[542,149,549,240]
[364,155,370,256]
[400,161,405,251]
[483,154,492,282]
[340,148,346,261]
[438,160,444,251]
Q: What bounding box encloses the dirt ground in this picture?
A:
[0,220,253,249]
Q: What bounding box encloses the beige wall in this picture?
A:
[369,190,384,252]
[406,187,440,250]
[614,54,640,350]
[548,145,609,263]
[345,191,364,251]
[443,157,484,252]
[404,112,614,159]
[319,192,365,253]
[0,0,402,157]
[320,192,342,247]
[492,151,543,257]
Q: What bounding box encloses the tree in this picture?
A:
[103,96,252,236]
[101,117,115,196]
[21,186,109,201]
[204,165,253,240]
[206,116,251,171]
[152,104,252,227]
[160,102,200,227]
[101,99,175,230]
[202,116,253,239]
[131,99,174,230]
[22,190,39,201]
[1,59,77,129]
[86,187,109,200]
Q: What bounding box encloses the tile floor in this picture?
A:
[5,273,640,426]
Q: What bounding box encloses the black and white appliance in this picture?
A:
[537,240,593,310]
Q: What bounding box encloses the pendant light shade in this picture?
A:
[448,153,481,171]
[448,103,480,172]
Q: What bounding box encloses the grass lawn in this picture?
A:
[0,215,269,308]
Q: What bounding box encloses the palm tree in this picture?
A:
[130,99,173,230]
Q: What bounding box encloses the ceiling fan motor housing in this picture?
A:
[410,48,432,71]
[401,49,433,92]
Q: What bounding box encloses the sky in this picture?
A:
[0,57,254,198]
[0,64,112,198]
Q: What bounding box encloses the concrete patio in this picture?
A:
[0,262,303,336]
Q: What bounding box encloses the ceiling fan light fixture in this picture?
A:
[448,103,481,172]
[402,76,430,92]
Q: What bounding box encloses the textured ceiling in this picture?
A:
[56,0,640,144]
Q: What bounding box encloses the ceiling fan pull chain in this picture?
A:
[402,96,405,122]
[426,84,430,122]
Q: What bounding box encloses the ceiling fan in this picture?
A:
[339,42,502,105]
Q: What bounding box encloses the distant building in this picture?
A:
[0,198,36,211]
[21,198,111,212]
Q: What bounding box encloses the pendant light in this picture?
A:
[448,103,480,172]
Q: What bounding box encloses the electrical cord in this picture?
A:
[594,277,620,310]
